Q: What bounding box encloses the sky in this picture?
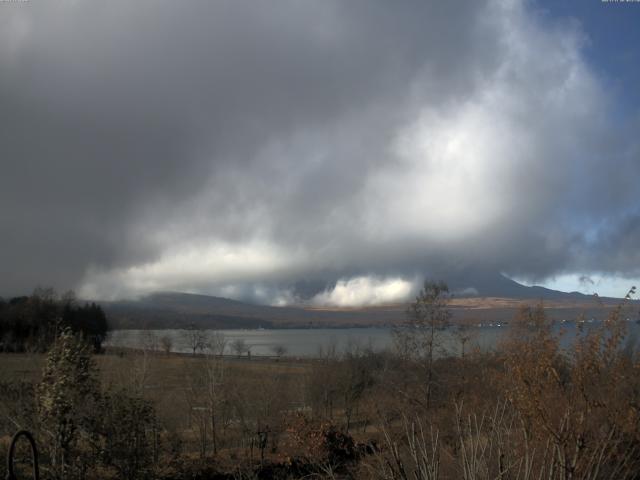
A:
[1,0,639,305]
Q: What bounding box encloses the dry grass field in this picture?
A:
[0,350,321,477]
[0,351,313,436]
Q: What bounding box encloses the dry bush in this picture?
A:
[498,291,640,479]
[370,418,440,480]
[286,412,357,468]
[366,290,640,480]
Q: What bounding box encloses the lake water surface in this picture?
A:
[106,320,640,358]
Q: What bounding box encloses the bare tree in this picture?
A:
[307,343,340,419]
[183,324,209,356]
[270,344,287,358]
[160,335,173,355]
[204,337,226,454]
[141,331,159,352]
[454,323,475,360]
[183,334,228,457]
[131,344,152,397]
[232,338,249,358]
[207,331,227,357]
[393,280,451,409]
[338,344,376,432]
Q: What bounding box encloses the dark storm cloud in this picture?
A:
[574,211,640,277]
[1,0,638,302]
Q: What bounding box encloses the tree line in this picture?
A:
[0,287,108,353]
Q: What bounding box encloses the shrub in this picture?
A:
[93,390,157,479]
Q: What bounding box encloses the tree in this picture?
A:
[337,345,376,432]
[307,344,340,420]
[61,296,108,353]
[232,338,249,358]
[160,335,173,355]
[271,344,287,358]
[0,289,109,353]
[37,328,101,478]
[183,338,227,457]
[95,390,157,479]
[203,332,226,454]
[183,324,208,356]
[393,280,451,409]
[454,323,475,359]
[208,331,227,356]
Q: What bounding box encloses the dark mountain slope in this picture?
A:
[99,272,629,329]
[446,271,588,300]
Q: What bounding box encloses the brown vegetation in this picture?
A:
[1,284,639,479]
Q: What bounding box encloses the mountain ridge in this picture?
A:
[100,274,634,329]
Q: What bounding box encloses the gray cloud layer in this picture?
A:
[1,0,639,302]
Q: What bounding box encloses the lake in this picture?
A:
[105,320,640,358]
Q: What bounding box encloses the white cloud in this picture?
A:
[311,276,417,307]
[362,0,601,248]
[78,241,300,300]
